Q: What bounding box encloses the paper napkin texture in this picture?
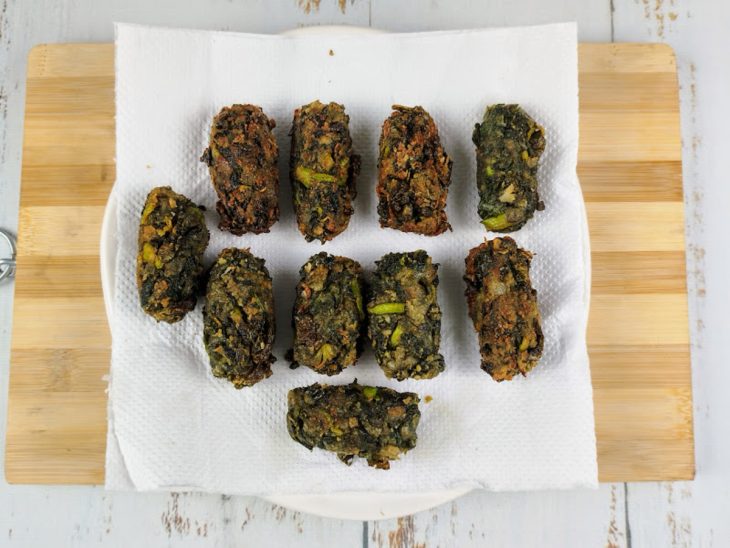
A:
[107,22,597,494]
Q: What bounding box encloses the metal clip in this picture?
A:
[0,229,16,283]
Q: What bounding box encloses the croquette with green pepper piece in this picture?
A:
[463,237,544,381]
[377,105,452,236]
[290,100,360,243]
[289,252,365,376]
[287,382,421,469]
[136,186,209,323]
[473,104,545,232]
[204,248,276,388]
[367,250,445,380]
[201,104,280,235]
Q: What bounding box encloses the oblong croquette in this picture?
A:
[290,100,360,243]
[367,250,445,380]
[290,252,365,376]
[376,105,452,236]
[136,186,209,323]
[204,248,275,388]
[472,104,545,232]
[201,104,279,235]
[287,381,420,469]
[463,237,544,381]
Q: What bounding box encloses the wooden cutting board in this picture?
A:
[6,43,693,484]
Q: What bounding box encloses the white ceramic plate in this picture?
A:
[99,24,474,522]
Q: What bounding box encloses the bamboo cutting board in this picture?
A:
[6,43,693,484]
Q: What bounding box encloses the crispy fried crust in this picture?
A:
[377,105,452,235]
[201,104,279,235]
[204,248,275,388]
[367,250,445,380]
[290,101,360,243]
[287,382,420,469]
[473,104,545,232]
[136,186,209,323]
[290,252,365,375]
[463,237,544,381]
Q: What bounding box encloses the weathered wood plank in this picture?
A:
[0,490,365,546]
[370,0,612,41]
[370,485,627,548]
[614,0,724,545]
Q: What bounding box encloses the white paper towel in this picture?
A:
[107,22,597,494]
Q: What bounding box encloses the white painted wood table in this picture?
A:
[0,1,723,546]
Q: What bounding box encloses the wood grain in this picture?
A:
[6,42,693,484]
